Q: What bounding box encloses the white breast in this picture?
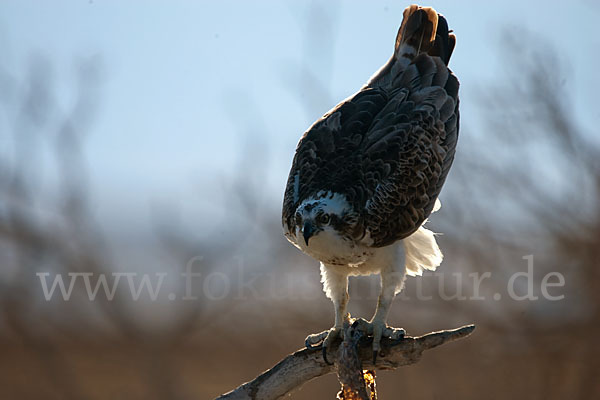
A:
[294,225,373,266]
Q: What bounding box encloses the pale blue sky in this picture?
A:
[1,0,597,233]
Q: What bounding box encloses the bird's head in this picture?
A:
[294,192,360,246]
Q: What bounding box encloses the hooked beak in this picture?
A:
[303,221,314,246]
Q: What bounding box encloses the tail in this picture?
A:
[403,198,443,277]
[395,5,456,65]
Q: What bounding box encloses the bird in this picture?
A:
[282,4,459,364]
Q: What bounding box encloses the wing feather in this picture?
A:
[282,6,459,247]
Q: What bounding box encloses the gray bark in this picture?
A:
[216,324,475,400]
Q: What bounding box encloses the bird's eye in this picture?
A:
[318,213,330,225]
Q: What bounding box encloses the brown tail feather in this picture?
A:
[395,5,455,65]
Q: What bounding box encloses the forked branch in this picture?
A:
[216,324,475,400]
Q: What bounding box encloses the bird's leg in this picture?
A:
[305,266,349,363]
[304,295,348,349]
[370,282,398,356]
[322,293,350,364]
[353,270,405,363]
[304,287,349,348]
[372,271,406,360]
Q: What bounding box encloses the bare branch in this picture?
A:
[216,324,475,400]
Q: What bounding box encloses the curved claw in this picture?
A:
[321,328,341,365]
[323,345,333,365]
[305,338,320,350]
[389,329,406,345]
[305,330,329,350]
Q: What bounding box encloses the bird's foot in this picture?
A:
[350,318,405,364]
[305,326,343,365]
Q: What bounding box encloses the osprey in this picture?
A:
[282,5,459,363]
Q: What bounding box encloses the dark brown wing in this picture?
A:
[281,88,389,239]
[282,7,459,247]
[363,54,459,246]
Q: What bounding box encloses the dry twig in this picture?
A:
[216,324,475,400]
